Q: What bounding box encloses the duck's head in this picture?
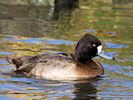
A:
[75,34,114,63]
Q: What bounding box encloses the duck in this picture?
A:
[6,34,114,80]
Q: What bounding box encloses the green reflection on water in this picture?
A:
[1,0,132,64]
[0,0,133,100]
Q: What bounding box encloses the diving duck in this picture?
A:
[7,34,114,80]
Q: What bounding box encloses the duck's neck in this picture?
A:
[70,54,92,64]
[78,58,93,64]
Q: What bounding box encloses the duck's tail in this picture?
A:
[6,56,35,74]
[6,56,22,70]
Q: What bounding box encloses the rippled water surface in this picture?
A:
[0,0,133,100]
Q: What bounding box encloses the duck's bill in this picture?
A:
[98,50,114,60]
[97,45,114,60]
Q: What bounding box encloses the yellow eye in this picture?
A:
[92,44,96,47]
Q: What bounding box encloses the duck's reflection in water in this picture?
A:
[72,78,100,100]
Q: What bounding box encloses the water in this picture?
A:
[0,0,133,99]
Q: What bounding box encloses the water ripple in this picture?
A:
[16,38,74,45]
[104,42,128,48]
[0,52,15,55]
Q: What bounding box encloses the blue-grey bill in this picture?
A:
[98,51,114,60]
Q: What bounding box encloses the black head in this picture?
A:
[74,34,102,63]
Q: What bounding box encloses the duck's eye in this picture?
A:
[92,44,96,47]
